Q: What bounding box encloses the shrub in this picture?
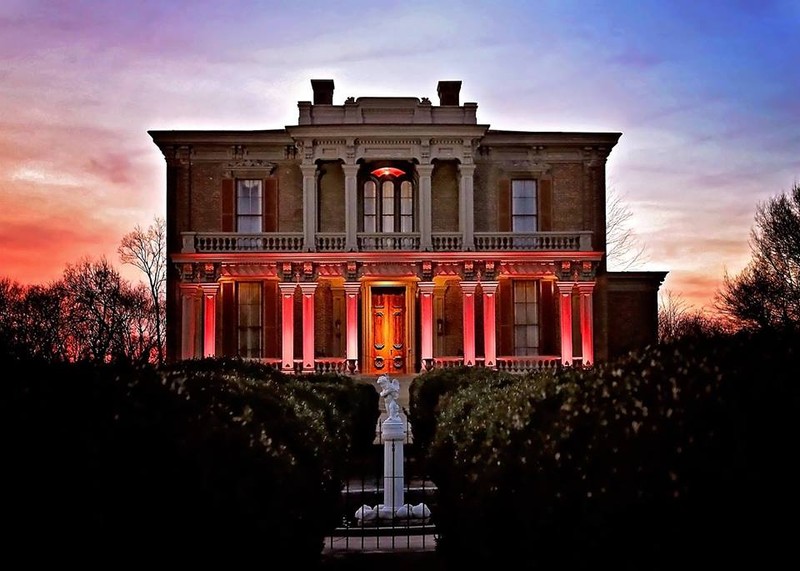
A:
[408,366,516,451]
[1,357,363,564]
[427,330,800,569]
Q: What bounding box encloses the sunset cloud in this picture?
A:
[0,0,798,313]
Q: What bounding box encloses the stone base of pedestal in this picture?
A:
[354,503,432,526]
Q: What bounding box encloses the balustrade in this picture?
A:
[182,231,592,253]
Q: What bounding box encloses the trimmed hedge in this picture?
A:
[424,329,800,569]
[1,357,373,564]
[408,365,517,452]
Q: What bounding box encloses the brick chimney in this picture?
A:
[311,79,335,104]
[437,80,462,106]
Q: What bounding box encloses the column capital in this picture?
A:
[199,283,219,296]
[298,282,318,296]
[344,281,362,296]
[300,163,317,177]
[460,280,480,294]
[480,281,499,295]
[278,282,298,295]
[556,281,575,295]
[342,163,359,177]
[180,283,199,294]
[416,163,434,177]
[417,281,436,295]
[575,281,596,294]
[458,163,476,176]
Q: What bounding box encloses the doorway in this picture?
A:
[368,286,407,374]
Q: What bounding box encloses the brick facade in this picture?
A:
[151,79,667,372]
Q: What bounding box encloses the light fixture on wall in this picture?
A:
[437,318,444,336]
[370,166,405,178]
[335,319,341,338]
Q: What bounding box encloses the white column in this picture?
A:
[301,164,317,252]
[343,164,359,251]
[418,281,435,371]
[461,281,479,366]
[459,163,475,250]
[557,282,575,366]
[417,164,433,251]
[180,284,198,360]
[481,281,499,369]
[278,283,297,372]
[299,282,318,373]
[576,281,595,366]
[199,283,219,357]
[344,282,361,373]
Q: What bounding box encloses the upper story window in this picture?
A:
[237,179,263,233]
[512,179,538,232]
[362,166,415,233]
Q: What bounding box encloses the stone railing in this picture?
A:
[316,233,346,252]
[496,356,562,373]
[431,233,463,251]
[428,356,562,374]
[358,232,421,251]
[314,358,348,374]
[433,357,465,369]
[183,232,304,253]
[181,230,592,253]
[474,232,592,251]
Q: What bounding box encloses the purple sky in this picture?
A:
[1,0,798,310]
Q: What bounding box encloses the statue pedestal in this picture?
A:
[354,375,432,526]
[381,418,405,517]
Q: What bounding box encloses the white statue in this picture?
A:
[376,374,401,421]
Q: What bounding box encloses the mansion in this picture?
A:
[150,79,666,374]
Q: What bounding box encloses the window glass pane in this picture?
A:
[514,327,527,355]
[513,195,535,214]
[364,181,376,208]
[238,218,260,233]
[401,182,413,214]
[513,215,535,232]
[382,181,395,215]
[363,181,376,232]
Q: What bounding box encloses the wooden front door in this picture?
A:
[370,287,406,374]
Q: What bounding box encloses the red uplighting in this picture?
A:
[371,167,405,178]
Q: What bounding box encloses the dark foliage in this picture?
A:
[423,329,800,569]
[1,356,372,565]
[408,366,517,452]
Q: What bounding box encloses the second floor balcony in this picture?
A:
[181,231,593,253]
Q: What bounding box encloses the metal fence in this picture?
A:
[324,411,438,553]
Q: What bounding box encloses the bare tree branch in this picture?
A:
[606,187,649,270]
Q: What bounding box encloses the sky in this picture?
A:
[1,0,798,311]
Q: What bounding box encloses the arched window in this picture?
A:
[361,165,415,233]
